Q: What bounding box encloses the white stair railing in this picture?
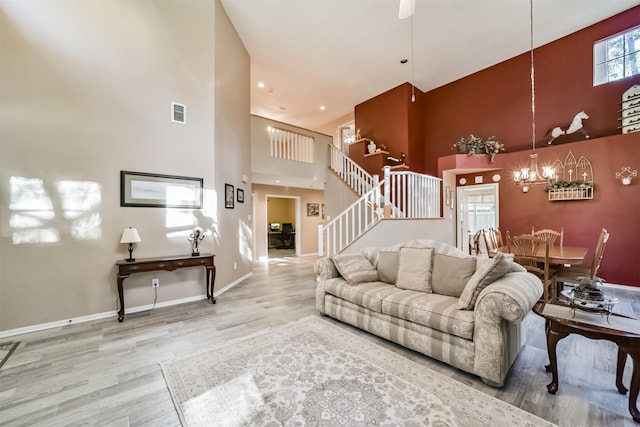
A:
[319,165,442,257]
[329,143,377,196]
[384,166,441,218]
[319,181,383,258]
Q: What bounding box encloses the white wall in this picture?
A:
[0,0,250,332]
[341,218,453,254]
[250,115,331,189]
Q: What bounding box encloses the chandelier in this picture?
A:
[513,0,556,193]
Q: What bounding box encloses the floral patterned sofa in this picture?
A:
[315,239,542,387]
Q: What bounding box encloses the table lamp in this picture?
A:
[120,227,141,262]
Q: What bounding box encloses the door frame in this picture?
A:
[265,194,301,257]
[456,183,500,253]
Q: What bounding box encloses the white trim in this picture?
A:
[0,273,252,339]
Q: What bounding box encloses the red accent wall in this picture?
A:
[354,83,427,172]
[354,6,640,286]
[441,133,640,287]
[423,5,640,174]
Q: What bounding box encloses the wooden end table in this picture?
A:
[534,301,640,423]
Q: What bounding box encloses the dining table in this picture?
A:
[496,245,588,266]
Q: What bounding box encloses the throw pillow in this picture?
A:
[395,247,434,292]
[331,253,379,284]
[458,252,514,310]
[431,253,477,297]
[377,251,398,284]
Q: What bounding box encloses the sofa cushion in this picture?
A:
[381,290,475,340]
[377,251,398,284]
[324,279,403,313]
[331,254,379,284]
[431,253,477,297]
[395,247,434,292]
[458,252,514,310]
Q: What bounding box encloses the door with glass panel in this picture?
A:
[457,183,499,254]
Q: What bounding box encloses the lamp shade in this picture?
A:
[120,227,141,244]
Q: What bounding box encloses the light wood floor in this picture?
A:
[0,255,638,426]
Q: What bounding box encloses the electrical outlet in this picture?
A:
[152,278,159,288]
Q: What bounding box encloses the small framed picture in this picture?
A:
[225,183,234,209]
[307,203,320,217]
[237,188,244,203]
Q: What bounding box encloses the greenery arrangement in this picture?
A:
[571,275,604,301]
[452,134,504,163]
[544,180,594,192]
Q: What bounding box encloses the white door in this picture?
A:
[457,183,499,254]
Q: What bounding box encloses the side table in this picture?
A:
[534,301,640,423]
[116,253,216,322]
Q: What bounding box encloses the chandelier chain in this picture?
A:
[530,0,536,152]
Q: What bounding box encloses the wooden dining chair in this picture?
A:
[532,227,564,248]
[507,232,557,302]
[556,228,610,290]
[482,229,498,258]
[490,228,504,248]
[469,230,482,255]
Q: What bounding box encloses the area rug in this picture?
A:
[0,342,19,369]
[161,316,554,427]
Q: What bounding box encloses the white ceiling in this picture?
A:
[220,0,640,132]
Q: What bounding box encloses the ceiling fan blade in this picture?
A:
[398,0,415,19]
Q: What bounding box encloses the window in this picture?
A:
[594,25,640,86]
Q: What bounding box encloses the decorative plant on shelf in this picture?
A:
[544,180,594,193]
[452,134,504,163]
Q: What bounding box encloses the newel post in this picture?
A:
[383,166,391,218]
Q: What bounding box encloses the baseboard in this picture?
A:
[0,273,252,339]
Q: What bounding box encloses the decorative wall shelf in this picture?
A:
[548,187,593,201]
[546,151,594,201]
[621,85,640,134]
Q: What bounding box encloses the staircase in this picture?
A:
[320,144,441,257]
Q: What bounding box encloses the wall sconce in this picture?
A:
[120,227,141,262]
[615,166,637,185]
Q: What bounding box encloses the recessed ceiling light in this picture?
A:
[275,180,281,183]
[257,82,265,88]
[400,59,408,64]
[320,105,326,110]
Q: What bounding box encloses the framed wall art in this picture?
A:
[237,188,244,203]
[225,183,234,209]
[120,171,203,208]
[307,203,320,216]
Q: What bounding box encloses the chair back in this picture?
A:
[532,227,563,247]
[589,228,610,279]
[482,229,497,256]
[507,232,554,301]
[469,230,482,255]
[490,228,504,248]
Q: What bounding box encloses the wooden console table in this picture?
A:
[116,253,216,322]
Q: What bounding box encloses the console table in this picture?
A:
[116,253,216,322]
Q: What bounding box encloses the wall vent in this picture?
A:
[171,102,186,124]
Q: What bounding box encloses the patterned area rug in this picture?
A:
[161,316,554,427]
[0,342,19,369]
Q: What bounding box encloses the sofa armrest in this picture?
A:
[472,272,543,386]
[475,272,543,323]
[314,258,339,279]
